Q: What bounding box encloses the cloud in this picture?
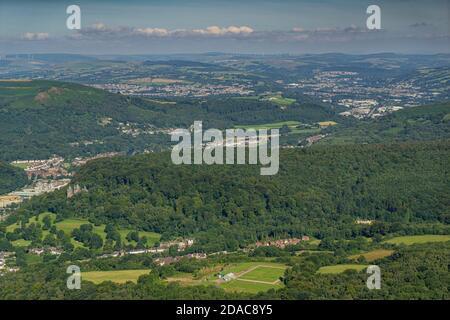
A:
[22,32,49,41]
[72,23,253,39]
[134,28,170,37]
[191,26,254,36]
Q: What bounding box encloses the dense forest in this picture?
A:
[0,162,28,195]
[8,140,449,252]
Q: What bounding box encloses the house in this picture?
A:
[355,219,375,225]
[153,256,179,266]
[28,248,45,255]
[254,237,307,249]
[222,273,236,282]
[185,253,207,260]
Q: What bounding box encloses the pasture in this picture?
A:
[263,95,296,107]
[221,279,283,294]
[317,264,368,274]
[166,261,288,294]
[82,269,151,284]
[384,235,450,245]
[348,249,394,262]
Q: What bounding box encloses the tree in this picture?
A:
[43,234,57,247]
[88,234,103,250]
[42,215,52,231]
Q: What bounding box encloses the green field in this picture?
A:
[348,249,394,262]
[317,264,368,274]
[82,269,151,284]
[11,239,32,247]
[220,262,287,293]
[384,235,450,245]
[221,279,283,294]
[239,265,285,283]
[166,261,288,294]
[263,95,296,107]
[235,121,301,130]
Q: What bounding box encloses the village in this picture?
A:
[0,153,122,218]
[0,235,311,276]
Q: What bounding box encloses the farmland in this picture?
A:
[317,264,368,274]
[221,279,283,294]
[384,235,450,245]
[348,249,394,262]
[166,261,288,294]
[262,95,296,107]
[82,269,151,284]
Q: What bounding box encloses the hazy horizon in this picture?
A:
[1,0,449,55]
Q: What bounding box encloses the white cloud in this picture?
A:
[292,27,305,33]
[74,23,254,39]
[192,25,254,36]
[22,32,49,41]
[134,28,170,37]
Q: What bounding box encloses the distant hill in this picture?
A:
[0,80,334,161]
[5,54,97,63]
[0,162,28,195]
[143,59,224,69]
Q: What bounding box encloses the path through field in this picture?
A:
[235,265,285,285]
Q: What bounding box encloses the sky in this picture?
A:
[0,0,449,54]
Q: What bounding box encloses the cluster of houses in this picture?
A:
[0,195,22,210]
[159,238,195,251]
[98,238,196,260]
[254,236,310,249]
[71,152,122,167]
[12,157,68,179]
[355,219,375,225]
[153,252,207,266]
[0,251,19,275]
[27,247,63,256]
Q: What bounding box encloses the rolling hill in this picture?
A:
[12,140,450,252]
[0,80,335,161]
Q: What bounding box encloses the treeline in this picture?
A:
[9,140,450,252]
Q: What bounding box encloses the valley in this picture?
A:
[0,53,449,300]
